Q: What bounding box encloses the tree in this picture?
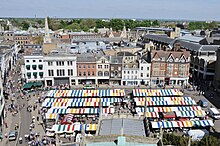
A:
[21,21,29,30]
[198,136,220,146]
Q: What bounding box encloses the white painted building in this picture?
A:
[122,64,139,86]
[23,54,44,83]
[138,56,151,86]
[44,52,77,86]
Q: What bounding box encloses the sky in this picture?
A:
[0,0,219,21]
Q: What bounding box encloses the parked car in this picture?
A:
[208,108,220,120]
[198,99,208,107]
[8,131,18,141]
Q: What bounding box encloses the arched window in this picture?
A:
[104,71,109,76]
[98,71,103,76]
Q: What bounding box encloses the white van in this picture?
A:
[208,108,220,119]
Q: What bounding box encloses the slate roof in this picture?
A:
[117,51,136,56]
[110,56,123,64]
[171,40,219,52]
[77,56,96,63]
[144,34,174,44]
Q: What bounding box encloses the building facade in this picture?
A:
[23,55,44,83]
[138,56,151,86]
[109,56,122,85]
[44,54,77,86]
[151,49,190,85]
[96,56,110,84]
[76,56,97,85]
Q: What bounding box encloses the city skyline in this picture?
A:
[0,0,220,21]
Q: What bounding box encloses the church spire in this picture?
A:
[44,16,51,43]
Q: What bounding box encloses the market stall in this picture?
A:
[132,89,183,97]
[150,120,214,129]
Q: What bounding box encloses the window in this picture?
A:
[131,71,133,74]
[32,65,37,70]
[88,64,90,68]
[88,72,90,76]
[38,65,43,70]
[98,71,103,76]
[48,61,53,66]
[67,61,73,66]
[57,70,59,76]
[79,72,82,76]
[141,73,143,77]
[147,67,149,70]
[56,61,64,66]
[104,71,109,76]
[104,65,109,69]
[48,70,54,76]
[79,65,81,68]
[124,71,126,74]
[127,71,130,74]
[57,69,65,76]
[33,60,36,62]
[92,71,95,76]
[101,59,105,63]
[147,74,149,77]
[39,60,42,62]
[84,65,86,68]
[68,69,73,76]
[26,65,30,70]
[92,65,95,68]
[83,72,86,76]
[141,67,143,70]
[98,65,102,69]
[26,60,29,63]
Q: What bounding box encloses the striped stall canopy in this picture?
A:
[45,113,58,120]
[52,124,97,133]
[47,108,114,114]
[175,110,206,118]
[134,96,192,102]
[46,89,125,98]
[146,112,160,118]
[132,89,183,97]
[135,100,196,106]
[68,102,110,107]
[136,106,202,113]
[47,108,68,114]
[151,120,214,129]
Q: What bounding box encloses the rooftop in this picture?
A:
[144,34,174,44]
[99,118,146,137]
[86,135,159,146]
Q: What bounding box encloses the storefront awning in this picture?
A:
[23,82,34,89]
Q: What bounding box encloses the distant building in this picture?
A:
[23,52,44,83]
[96,56,110,85]
[119,51,139,86]
[44,50,77,86]
[150,49,190,85]
[76,55,97,85]
[109,56,123,85]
